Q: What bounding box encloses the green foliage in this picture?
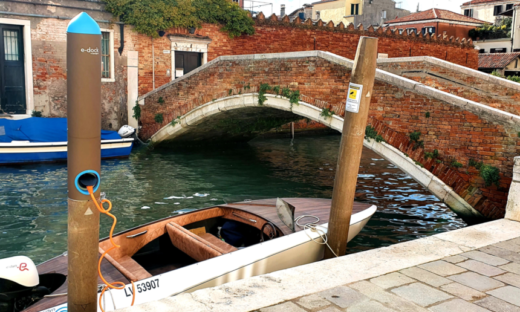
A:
[451,160,463,168]
[409,131,424,150]
[491,70,503,77]
[103,0,255,38]
[469,159,483,170]
[273,85,280,95]
[31,110,42,117]
[480,164,500,187]
[508,76,520,83]
[228,89,233,96]
[288,90,300,108]
[244,83,251,90]
[435,159,442,164]
[365,125,385,143]
[425,112,430,118]
[258,83,271,105]
[415,161,424,168]
[158,97,165,105]
[320,107,335,119]
[281,87,291,98]
[470,18,512,40]
[132,102,141,120]
[154,113,164,124]
[424,149,439,160]
[170,116,181,126]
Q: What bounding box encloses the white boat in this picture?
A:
[1,198,376,312]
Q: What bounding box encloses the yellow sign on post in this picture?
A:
[345,83,363,113]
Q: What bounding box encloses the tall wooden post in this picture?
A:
[324,37,378,259]
[67,12,102,312]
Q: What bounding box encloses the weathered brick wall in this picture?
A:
[29,17,129,130]
[379,60,520,116]
[140,56,517,219]
[135,15,478,96]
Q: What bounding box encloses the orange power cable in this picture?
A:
[87,186,136,312]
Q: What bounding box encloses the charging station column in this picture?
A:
[66,12,102,312]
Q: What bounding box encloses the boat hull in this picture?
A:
[37,205,376,312]
[0,139,133,165]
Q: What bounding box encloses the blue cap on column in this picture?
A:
[67,12,101,35]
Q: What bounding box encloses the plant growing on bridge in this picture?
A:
[103,0,255,38]
[258,83,271,105]
[320,107,335,120]
[469,158,483,170]
[480,164,500,187]
[409,131,424,150]
[170,116,181,126]
[424,149,439,160]
[228,89,233,96]
[365,126,385,143]
[155,113,164,124]
[451,160,463,168]
[273,86,280,95]
[157,97,165,105]
[31,110,42,117]
[132,102,141,121]
[425,112,430,118]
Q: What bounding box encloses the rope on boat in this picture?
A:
[87,186,136,312]
[294,215,338,258]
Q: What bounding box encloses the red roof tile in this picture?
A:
[478,53,520,69]
[462,0,513,5]
[385,8,487,25]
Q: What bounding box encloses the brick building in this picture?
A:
[0,0,479,130]
[385,8,487,39]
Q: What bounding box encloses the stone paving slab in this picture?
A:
[117,220,520,312]
[475,296,520,312]
[457,260,506,276]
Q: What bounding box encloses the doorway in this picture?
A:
[174,52,202,79]
[0,24,26,114]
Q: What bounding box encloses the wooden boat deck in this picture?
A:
[221,198,371,235]
[25,198,371,312]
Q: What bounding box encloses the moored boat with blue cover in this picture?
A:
[0,117,134,165]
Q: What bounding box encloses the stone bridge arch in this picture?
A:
[137,51,520,220]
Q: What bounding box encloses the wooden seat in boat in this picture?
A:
[166,222,237,262]
[99,247,152,282]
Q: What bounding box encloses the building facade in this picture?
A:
[461,0,520,24]
[311,0,409,27]
[385,9,487,39]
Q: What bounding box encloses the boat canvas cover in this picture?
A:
[0,118,121,143]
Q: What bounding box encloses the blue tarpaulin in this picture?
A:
[0,117,121,143]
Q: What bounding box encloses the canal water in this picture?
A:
[0,135,467,264]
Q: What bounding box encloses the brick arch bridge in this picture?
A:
[137,51,520,221]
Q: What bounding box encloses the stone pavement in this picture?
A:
[118,219,520,312]
[258,237,520,312]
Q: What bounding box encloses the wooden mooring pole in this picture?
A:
[324,37,378,259]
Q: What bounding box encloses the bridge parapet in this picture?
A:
[137,51,520,219]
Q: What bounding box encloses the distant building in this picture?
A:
[461,0,520,24]
[385,9,486,39]
[478,52,520,75]
[287,4,313,21]
[311,0,409,27]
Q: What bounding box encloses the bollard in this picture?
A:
[66,12,102,312]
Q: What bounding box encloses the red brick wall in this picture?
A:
[141,56,516,219]
[135,16,478,96]
[379,60,520,116]
[26,16,129,130]
[389,22,476,41]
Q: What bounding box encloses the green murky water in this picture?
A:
[0,135,467,264]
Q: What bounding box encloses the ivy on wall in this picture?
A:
[103,0,255,38]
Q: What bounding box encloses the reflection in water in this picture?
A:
[0,135,466,263]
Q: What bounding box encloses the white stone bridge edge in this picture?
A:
[150,93,483,220]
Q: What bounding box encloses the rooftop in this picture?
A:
[479,52,520,69]
[463,0,519,5]
[385,8,487,25]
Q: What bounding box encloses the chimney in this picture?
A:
[281,4,285,17]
